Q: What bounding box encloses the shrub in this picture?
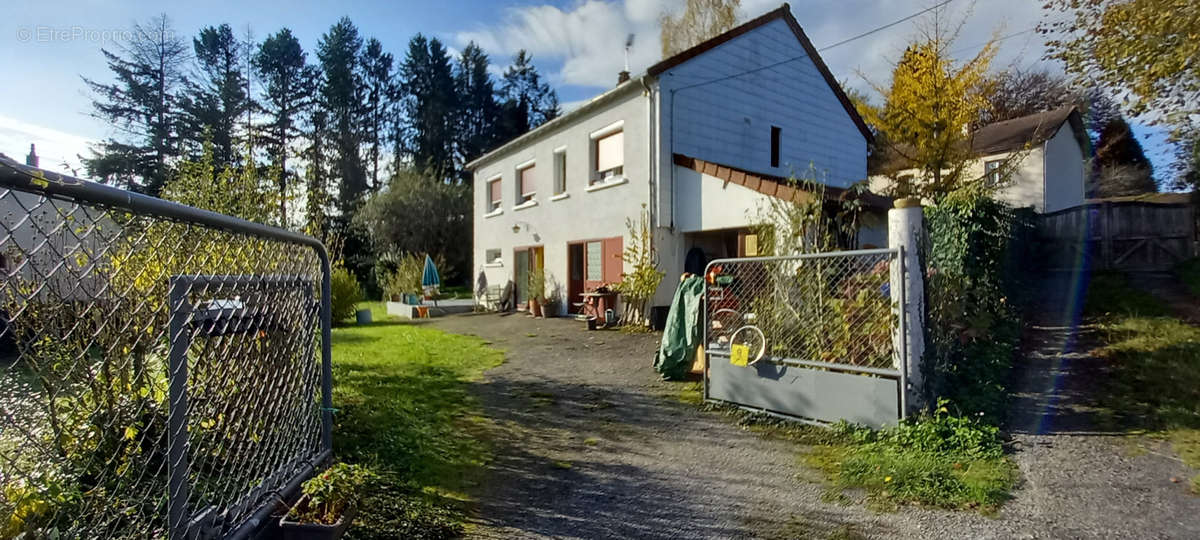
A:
[331,264,364,323]
[923,193,1034,422]
[378,253,423,302]
[287,463,376,525]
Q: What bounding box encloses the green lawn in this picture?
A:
[1084,272,1200,492]
[332,302,503,539]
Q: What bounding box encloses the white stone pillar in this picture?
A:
[889,199,926,414]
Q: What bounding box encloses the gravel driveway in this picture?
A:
[430,313,1051,539]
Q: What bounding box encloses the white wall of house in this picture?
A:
[471,85,649,315]
[654,17,869,230]
[672,166,773,233]
[1042,123,1087,212]
[868,124,1087,213]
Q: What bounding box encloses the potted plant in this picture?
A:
[528,267,546,318]
[280,463,374,540]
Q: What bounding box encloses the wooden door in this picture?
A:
[567,243,584,313]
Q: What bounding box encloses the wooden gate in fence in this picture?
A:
[1036,201,1197,272]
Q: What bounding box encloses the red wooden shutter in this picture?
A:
[602,236,623,284]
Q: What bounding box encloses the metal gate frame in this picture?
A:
[0,156,333,540]
[701,248,908,427]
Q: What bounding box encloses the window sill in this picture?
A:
[586,176,628,192]
[549,193,569,201]
[484,262,503,268]
[483,208,503,218]
[513,199,539,211]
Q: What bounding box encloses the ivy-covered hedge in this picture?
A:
[923,195,1035,423]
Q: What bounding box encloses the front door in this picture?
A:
[513,246,543,308]
[566,238,623,313]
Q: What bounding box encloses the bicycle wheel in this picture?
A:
[710,308,742,346]
[730,325,767,365]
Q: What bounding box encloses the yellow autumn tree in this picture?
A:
[858,18,1000,200]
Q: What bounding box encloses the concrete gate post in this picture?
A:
[888,199,926,415]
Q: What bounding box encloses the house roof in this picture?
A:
[466,3,871,170]
[869,106,1089,176]
[972,106,1084,155]
[674,153,892,210]
[647,3,872,143]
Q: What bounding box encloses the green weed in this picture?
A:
[806,402,1016,511]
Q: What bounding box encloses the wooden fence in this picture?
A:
[1036,201,1197,272]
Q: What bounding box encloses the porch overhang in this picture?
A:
[673,154,892,211]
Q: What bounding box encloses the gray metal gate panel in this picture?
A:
[707,352,900,427]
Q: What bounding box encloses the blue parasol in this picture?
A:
[421,254,440,288]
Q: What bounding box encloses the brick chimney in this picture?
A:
[25,144,38,168]
[617,70,630,85]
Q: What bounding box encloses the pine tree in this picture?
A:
[304,109,332,237]
[82,15,189,195]
[398,34,459,179]
[1093,117,1157,197]
[360,38,395,191]
[498,50,560,140]
[181,24,251,167]
[255,28,319,224]
[454,42,500,176]
[316,17,368,215]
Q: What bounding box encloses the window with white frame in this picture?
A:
[487,177,502,212]
[518,163,536,203]
[553,148,567,195]
[591,123,624,184]
[984,160,1002,187]
[485,249,502,265]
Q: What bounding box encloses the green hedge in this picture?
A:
[923,195,1035,423]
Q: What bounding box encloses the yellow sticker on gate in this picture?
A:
[730,344,750,367]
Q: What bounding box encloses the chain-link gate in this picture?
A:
[0,156,332,539]
[703,248,907,427]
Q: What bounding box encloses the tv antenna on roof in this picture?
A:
[624,34,635,72]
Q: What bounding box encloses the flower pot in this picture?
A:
[528,297,543,318]
[279,500,357,540]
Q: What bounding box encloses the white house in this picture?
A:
[467,4,889,315]
[870,106,1089,213]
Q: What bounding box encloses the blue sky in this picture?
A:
[0,0,1177,180]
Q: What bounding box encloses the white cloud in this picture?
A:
[0,115,95,176]
[456,0,669,88]
[458,0,1050,98]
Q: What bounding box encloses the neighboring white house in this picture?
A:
[466,4,889,315]
[869,106,1090,213]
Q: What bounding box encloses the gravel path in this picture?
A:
[1003,273,1200,539]
[431,286,1198,539]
